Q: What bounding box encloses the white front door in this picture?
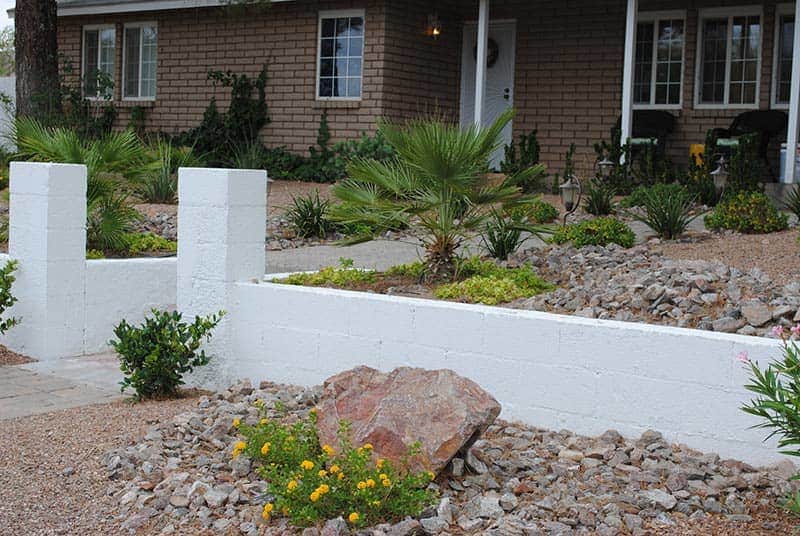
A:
[460,21,516,169]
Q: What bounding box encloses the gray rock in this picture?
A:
[168,495,189,508]
[420,516,449,534]
[741,300,772,327]
[203,488,228,508]
[640,489,677,510]
[321,517,349,536]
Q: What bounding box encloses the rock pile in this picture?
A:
[512,244,800,337]
[104,379,796,535]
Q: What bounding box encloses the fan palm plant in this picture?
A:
[13,118,148,251]
[137,137,203,204]
[331,109,548,281]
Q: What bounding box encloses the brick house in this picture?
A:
[52,0,800,181]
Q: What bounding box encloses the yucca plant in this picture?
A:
[481,208,527,260]
[13,118,147,251]
[285,191,335,239]
[229,141,268,170]
[331,109,548,281]
[784,184,800,220]
[627,184,699,240]
[138,137,203,204]
[583,179,616,215]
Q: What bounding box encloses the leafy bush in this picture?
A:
[434,262,554,305]
[285,192,336,239]
[621,183,687,208]
[550,217,635,248]
[138,137,203,204]
[626,184,699,240]
[704,191,788,234]
[235,408,436,528]
[120,232,177,255]
[528,199,559,223]
[262,146,305,180]
[274,259,376,287]
[583,179,615,216]
[111,309,224,400]
[727,133,764,194]
[86,249,105,259]
[384,261,426,280]
[0,260,19,335]
[331,109,548,281]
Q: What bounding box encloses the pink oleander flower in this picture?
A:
[736,351,750,364]
[791,324,800,336]
[771,326,785,337]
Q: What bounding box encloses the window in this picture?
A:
[317,10,364,99]
[634,14,685,107]
[697,10,762,107]
[82,26,115,98]
[774,9,794,107]
[123,23,157,99]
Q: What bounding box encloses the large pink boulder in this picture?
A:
[316,366,501,474]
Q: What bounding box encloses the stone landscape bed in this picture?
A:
[104,380,797,535]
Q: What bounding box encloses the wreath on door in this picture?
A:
[473,38,500,68]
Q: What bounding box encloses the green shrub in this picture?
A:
[501,130,545,191]
[583,179,616,216]
[274,259,376,287]
[384,261,426,280]
[727,133,764,194]
[550,217,635,248]
[434,263,553,305]
[0,260,19,335]
[121,232,177,255]
[704,191,788,234]
[621,183,687,208]
[285,192,335,239]
[626,184,699,240]
[528,199,559,223]
[86,249,105,259]
[138,137,203,204]
[111,309,224,400]
[235,408,436,528]
[262,146,305,180]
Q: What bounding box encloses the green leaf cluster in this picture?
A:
[550,217,635,248]
[704,191,788,234]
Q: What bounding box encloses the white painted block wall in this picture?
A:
[226,281,784,466]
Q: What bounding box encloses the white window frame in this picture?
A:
[633,10,686,111]
[772,3,794,109]
[122,21,158,101]
[81,24,116,100]
[694,6,763,110]
[315,9,365,101]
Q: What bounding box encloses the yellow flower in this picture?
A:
[322,444,335,456]
[310,491,321,502]
[262,503,274,519]
[381,478,391,487]
[329,464,341,474]
[254,399,264,407]
[260,442,271,456]
[427,471,435,481]
[318,484,330,494]
[318,469,328,478]
[287,480,298,491]
[287,435,295,442]
[379,473,388,480]
[365,478,376,488]
[232,418,241,427]
[376,458,385,469]
[232,441,246,459]
[370,500,381,507]
[300,460,315,471]
[348,512,360,524]
[363,443,373,450]
[260,418,268,425]
[357,481,367,490]
[310,408,318,415]
[337,472,345,481]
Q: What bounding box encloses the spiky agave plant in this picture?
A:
[13,118,147,251]
[331,109,548,281]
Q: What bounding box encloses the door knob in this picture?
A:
[503,88,510,100]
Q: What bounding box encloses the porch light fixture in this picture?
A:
[427,14,442,38]
[710,155,729,196]
[596,156,614,180]
[558,175,582,225]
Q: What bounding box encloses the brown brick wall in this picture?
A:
[57,0,790,176]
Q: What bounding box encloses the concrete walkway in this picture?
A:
[0,353,123,420]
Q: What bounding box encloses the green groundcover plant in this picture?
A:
[704,191,788,234]
[234,404,436,528]
[111,309,224,400]
[0,259,19,335]
[550,217,635,248]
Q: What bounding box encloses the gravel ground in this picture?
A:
[0,345,34,366]
[0,395,200,535]
[655,230,800,284]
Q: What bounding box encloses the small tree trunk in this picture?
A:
[15,0,61,120]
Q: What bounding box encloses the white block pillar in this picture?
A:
[474,0,490,127]
[6,162,87,359]
[784,0,800,184]
[620,0,638,155]
[177,168,267,384]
